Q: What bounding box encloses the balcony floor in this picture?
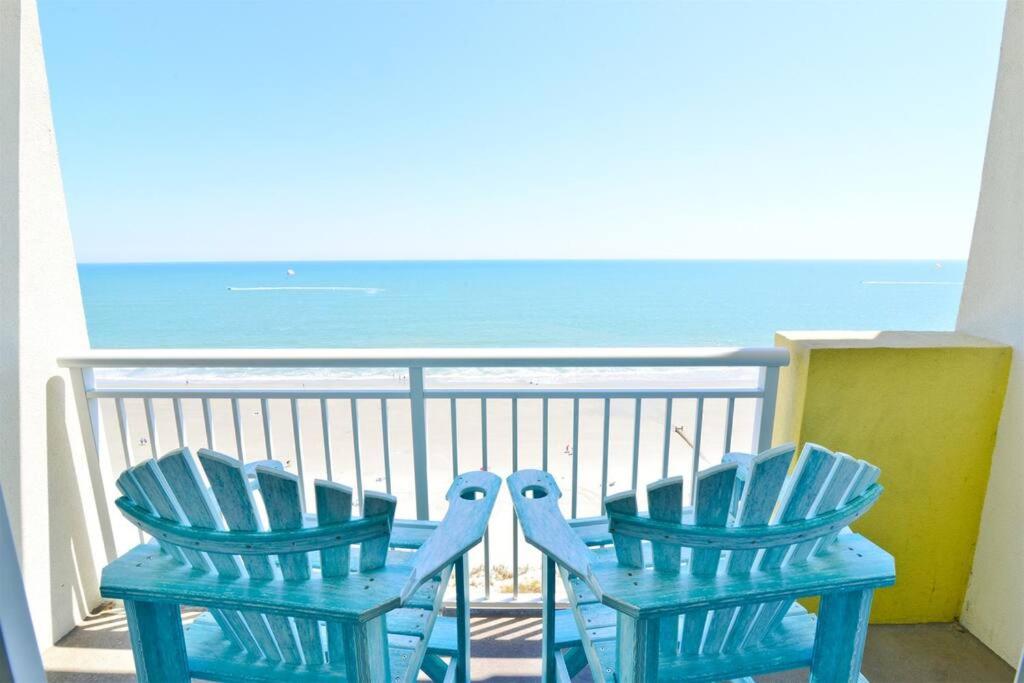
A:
[43,604,1014,682]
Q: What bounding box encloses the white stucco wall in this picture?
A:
[956,0,1024,669]
[0,0,106,650]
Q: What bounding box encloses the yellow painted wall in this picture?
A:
[774,332,1012,623]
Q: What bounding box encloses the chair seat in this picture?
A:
[582,612,819,683]
[589,533,894,619]
[183,611,420,682]
[102,543,455,623]
[558,564,818,683]
[655,611,817,682]
[182,607,460,681]
[104,536,456,680]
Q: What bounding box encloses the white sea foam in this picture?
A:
[227,286,382,293]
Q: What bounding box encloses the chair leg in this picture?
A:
[343,614,391,683]
[541,556,559,683]
[123,599,189,682]
[453,554,471,683]
[810,589,874,683]
[420,653,449,682]
[616,613,660,683]
[563,645,589,678]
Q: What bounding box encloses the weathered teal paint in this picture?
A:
[508,442,895,682]
[102,447,498,682]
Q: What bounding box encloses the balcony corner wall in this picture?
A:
[0,0,105,651]
[772,331,1011,626]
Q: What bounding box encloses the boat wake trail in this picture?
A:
[228,286,382,293]
[862,281,962,286]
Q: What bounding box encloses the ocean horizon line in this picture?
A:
[77,257,969,267]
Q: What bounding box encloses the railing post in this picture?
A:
[408,366,430,520]
[753,365,780,453]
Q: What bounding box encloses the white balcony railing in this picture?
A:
[59,347,788,604]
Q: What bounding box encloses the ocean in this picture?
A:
[79,260,966,351]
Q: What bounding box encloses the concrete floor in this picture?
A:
[44,605,1015,682]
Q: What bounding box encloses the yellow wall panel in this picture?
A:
[774,332,1011,623]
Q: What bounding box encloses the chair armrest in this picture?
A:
[400,471,501,602]
[102,543,408,622]
[590,533,895,619]
[506,470,598,592]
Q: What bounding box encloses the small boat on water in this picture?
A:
[286,268,296,276]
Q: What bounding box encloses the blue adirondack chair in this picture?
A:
[508,442,895,682]
[102,447,499,682]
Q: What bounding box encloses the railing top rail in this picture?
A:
[58,347,789,369]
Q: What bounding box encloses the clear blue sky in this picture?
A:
[39,1,1005,263]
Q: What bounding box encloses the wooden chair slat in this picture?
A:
[646,476,683,656]
[738,444,840,651]
[315,480,353,578]
[816,461,881,555]
[681,463,737,657]
[197,449,275,579]
[197,449,287,663]
[722,451,755,519]
[727,444,797,572]
[256,466,322,665]
[157,448,241,578]
[646,477,683,573]
[689,464,738,576]
[768,460,881,663]
[126,460,271,659]
[315,479,353,667]
[115,470,186,564]
[751,453,865,649]
[790,454,861,564]
[722,445,837,655]
[703,444,794,655]
[605,491,643,569]
[129,460,212,572]
[156,449,272,658]
[759,443,839,570]
[117,467,264,659]
[256,467,311,580]
[360,491,397,571]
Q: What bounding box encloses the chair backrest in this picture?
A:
[113,446,398,669]
[605,443,881,573]
[605,442,882,654]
